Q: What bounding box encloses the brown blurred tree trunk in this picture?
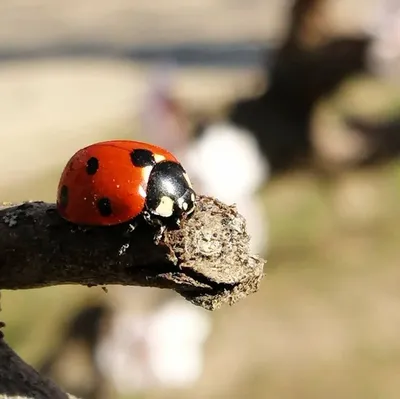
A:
[286,0,329,48]
[230,0,369,173]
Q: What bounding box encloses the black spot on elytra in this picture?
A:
[130,149,155,167]
[97,197,112,217]
[59,185,69,208]
[86,157,99,175]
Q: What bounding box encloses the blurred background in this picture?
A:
[1,0,400,398]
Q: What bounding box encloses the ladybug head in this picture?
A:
[145,160,196,224]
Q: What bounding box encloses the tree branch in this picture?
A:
[0,196,265,311]
[0,325,78,399]
[0,195,265,397]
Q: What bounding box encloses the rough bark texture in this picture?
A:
[0,196,265,398]
[0,196,265,310]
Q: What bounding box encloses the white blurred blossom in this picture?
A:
[95,299,211,393]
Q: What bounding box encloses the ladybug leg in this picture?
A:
[127,222,137,233]
[119,219,139,255]
[118,242,130,256]
[153,224,167,243]
[142,210,169,243]
[142,210,152,225]
[148,217,166,244]
[122,219,138,237]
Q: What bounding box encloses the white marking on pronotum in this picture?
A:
[154,154,165,163]
[138,185,146,198]
[141,165,152,182]
[155,196,174,217]
[186,195,196,214]
[183,172,193,188]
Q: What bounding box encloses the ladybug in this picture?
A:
[56,140,196,232]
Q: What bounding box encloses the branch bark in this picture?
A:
[0,196,265,310]
[0,195,265,398]
[0,325,78,399]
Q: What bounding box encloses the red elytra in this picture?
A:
[56,140,180,226]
